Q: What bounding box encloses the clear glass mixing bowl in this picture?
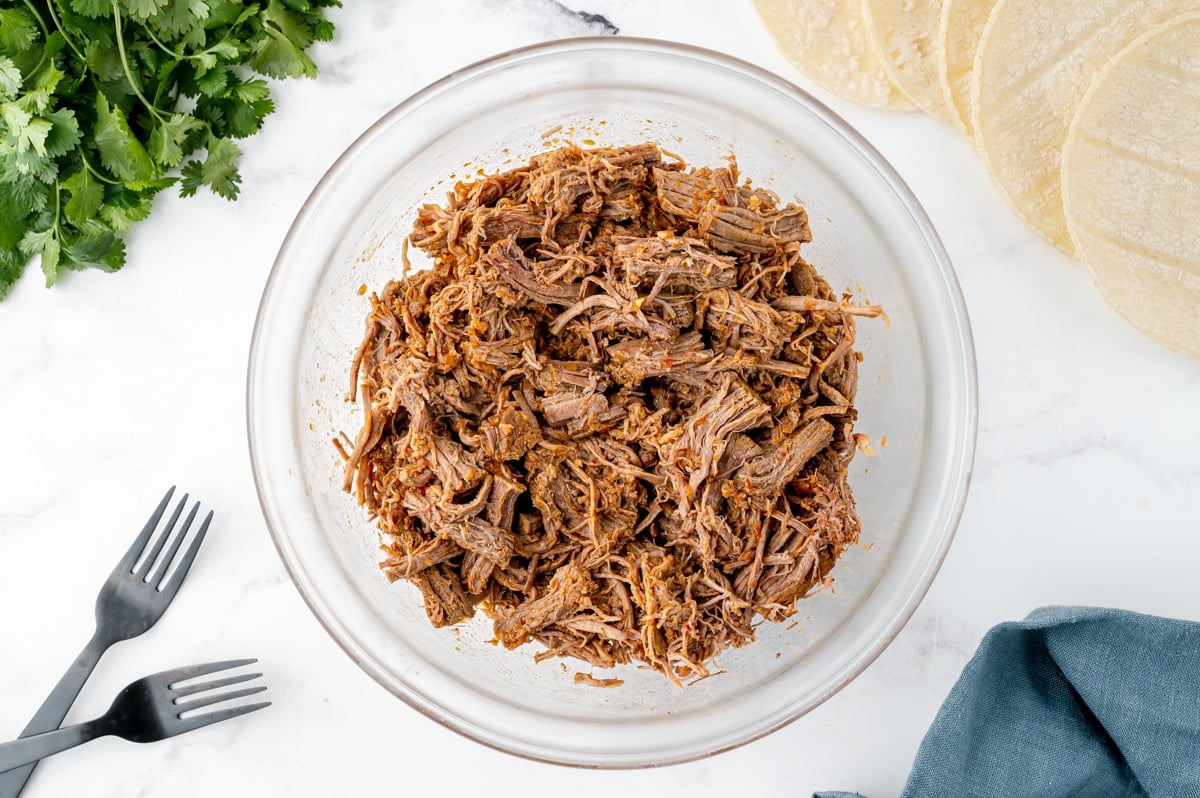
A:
[247,38,977,768]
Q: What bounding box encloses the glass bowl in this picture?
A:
[247,38,976,768]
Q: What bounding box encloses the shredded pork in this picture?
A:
[343,142,882,683]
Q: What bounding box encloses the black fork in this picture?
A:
[0,660,269,774]
[0,487,211,797]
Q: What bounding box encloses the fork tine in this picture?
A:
[157,510,212,596]
[146,500,198,585]
[172,671,263,699]
[134,494,189,579]
[164,658,258,687]
[115,486,175,573]
[176,701,272,734]
[178,685,268,713]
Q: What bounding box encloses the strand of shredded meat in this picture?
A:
[342,142,882,684]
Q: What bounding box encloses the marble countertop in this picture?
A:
[2,1,1198,795]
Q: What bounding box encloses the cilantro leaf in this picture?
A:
[0,245,24,298]
[62,167,104,226]
[0,173,49,217]
[65,226,126,271]
[180,135,240,199]
[19,224,61,285]
[0,57,22,99]
[148,111,201,166]
[22,64,64,112]
[0,8,38,54]
[206,38,240,60]
[195,80,275,141]
[312,18,334,43]
[84,39,126,82]
[93,93,156,181]
[177,158,201,196]
[0,182,36,249]
[6,145,54,179]
[153,0,210,38]
[120,0,169,21]
[69,0,113,18]
[0,100,55,178]
[230,78,270,104]
[21,117,52,155]
[0,100,32,137]
[44,109,82,156]
[251,0,317,79]
[99,183,158,230]
[195,65,228,96]
[221,91,273,138]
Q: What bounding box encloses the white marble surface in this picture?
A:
[1,1,1198,795]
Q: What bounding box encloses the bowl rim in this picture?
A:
[247,35,978,768]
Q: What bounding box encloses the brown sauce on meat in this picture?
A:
[342,143,881,684]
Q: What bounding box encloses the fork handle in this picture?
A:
[0,632,108,797]
[0,719,107,776]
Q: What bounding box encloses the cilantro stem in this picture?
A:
[43,0,87,63]
[20,0,50,43]
[142,25,243,67]
[141,25,182,60]
[53,178,62,234]
[79,149,121,186]
[48,177,64,269]
[111,2,167,124]
[18,0,51,76]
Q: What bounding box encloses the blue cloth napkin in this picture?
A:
[818,606,1200,798]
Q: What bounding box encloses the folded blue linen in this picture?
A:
[817,606,1200,798]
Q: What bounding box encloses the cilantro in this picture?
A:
[251,0,316,79]
[148,111,200,166]
[19,222,61,284]
[180,134,240,199]
[62,167,102,224]
[0,56,22,95]
[43,108,81,155]
[154,0,211,38]
[93,92,156,180]
[123,0,170,21]
[0,8,38,53]
[0,0,340,300]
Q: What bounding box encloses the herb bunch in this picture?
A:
[0,0,339,299]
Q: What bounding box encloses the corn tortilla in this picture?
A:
[862,0,952,121]
[752,0,914,110]
[1063,12,1200,357]
[972,0,1193,253]
[937,0,996,136]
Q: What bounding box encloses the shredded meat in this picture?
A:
[574,672,625,688]
[343,143,882,684]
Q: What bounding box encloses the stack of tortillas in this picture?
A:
[752,0,1200,357]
